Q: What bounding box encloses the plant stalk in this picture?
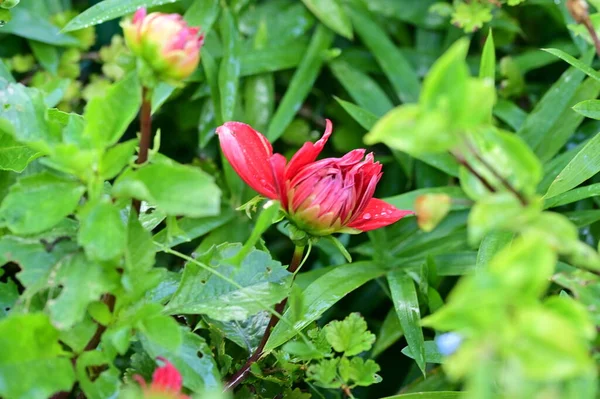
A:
[133,86,153,214]
[224,245,306,391]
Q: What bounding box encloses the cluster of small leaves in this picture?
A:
[431,0,527,32]
[280,313,380,396]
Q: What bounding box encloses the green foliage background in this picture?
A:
[1,0,600,398]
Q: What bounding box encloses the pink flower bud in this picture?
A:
[134,357,189,399]
[216,120,413,236]
[122,8,204,83]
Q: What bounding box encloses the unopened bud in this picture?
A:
[121,8,204,84]
[568,0,589,24]
[415,194,452,232]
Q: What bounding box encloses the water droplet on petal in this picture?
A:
[259,178,268,185]
[363,213,372,220]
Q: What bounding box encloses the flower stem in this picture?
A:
[133,86,153,214]
[224,245,306,391]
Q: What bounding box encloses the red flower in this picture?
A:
[217,120,412,236]
[134,357,189,399]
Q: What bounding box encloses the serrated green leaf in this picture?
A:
[0,173,85,235]
[78,200,126,261]
[324,312,375,356]
[113,162,221,218]
[307,358,341,388]
[165,243,291,321]
[266,262,385,352]
[0,313,76,398]
[338,356,382,387]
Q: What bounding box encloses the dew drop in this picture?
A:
[363,213,372,220]
[259,178,268,185]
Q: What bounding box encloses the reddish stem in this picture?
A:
[224,245,306,391]
[133,86,152,214]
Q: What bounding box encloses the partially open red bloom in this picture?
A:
[134,357,189,399]
[217,120,412,236]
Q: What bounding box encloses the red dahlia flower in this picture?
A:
[217,120,412,236]
[134,357,189,399]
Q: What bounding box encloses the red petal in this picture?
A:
[133,8,147,23]
[270,153,288,209]
[285,119,333,179]
[152,357,183,392]
[347,198,413,232]
[217,122,279,199]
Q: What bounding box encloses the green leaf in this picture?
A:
[0,80,51,149]
[78,199,127,261]
[493,99,527,131]
[301,0,352,39]
[307,358,342,388]
[335,97,379,130]
[381,393,461,399]
[126,211,156,272]
[29,40,60,75]
[401,341,443,364]
[544,183,600,209]
[165,243,291,321]
[479,29,495,80]
[240,41,308,76]
[3,7,78,46]
[518,50,593,150]
[338,357,382,387]
[384,187,469,213]
[545,131,600,198]
[535,78,600,162]
[62,0,184,32]
[139,312,182,353]
[139,328,221,391]
[153,210,235,248]
[388,271,426,376]
[0,313,76,398]
[0,173,85,235]
[372,309,403,358]
[218,8,240,122]
[48,253,117,329]
[184,0,220,34]
[244,74,275,133]
[329,60,393,116]
[475,231,513,271]
[83,73,141,148]
[99,139,137,180]
[76,351,120,399]
[207,312,270,354]
[113,162,221,217]
[572,99,600,119]
[0,235,76,296]
[347,3,420,103]
[543,48,600,83]
[267,24,334,141]
[266,261,385,352]
[0,130,40,172]
[0,60,14,83]
[323,313,375,356]
[459,128,541,200]
[0,279,18,318]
